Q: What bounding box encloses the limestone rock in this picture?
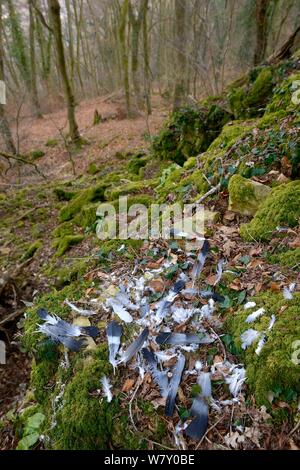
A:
[228,175,271,216]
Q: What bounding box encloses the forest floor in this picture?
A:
[0,90,299,450]
[1,94,167,184]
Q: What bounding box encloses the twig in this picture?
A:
[195,183,221,204]
[195,416,225,449]
[144,438,175,451]
[128,378,141,431]
[289,419,300,436]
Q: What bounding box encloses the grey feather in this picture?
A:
[142,348,169,397]
[186,372,211,440]
[165,354,185,416]
[118,328,149,365]
[191,240,210,284]
[156,332,213,346]
[37,323,84,352]
[106,321,122,370]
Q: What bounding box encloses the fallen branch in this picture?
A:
[0,150,46,179]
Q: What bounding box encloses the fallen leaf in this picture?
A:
[122,378,135,393]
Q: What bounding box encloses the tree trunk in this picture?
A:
[0,0,16,154]
[28,0,42,118]
[48,0,80,142]
[173,0,187,111]
[129,0,147,111]
[142,0,151,115]
[119,0,131,116]
[254,0,270,65]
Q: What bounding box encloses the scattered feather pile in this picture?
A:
[37,308,99,352]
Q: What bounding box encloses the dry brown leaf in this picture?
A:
[148,278,165,293]
[122,378,135,393]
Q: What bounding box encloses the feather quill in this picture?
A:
[142,348,169,397]
[118,328,149,365]
[165,354,185,417]
[106,321,122,371]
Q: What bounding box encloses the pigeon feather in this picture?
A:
[142,348,169,397]
[165,354,185,417]
[106,298,133,323]
[101,376,113,403]
[106,321,122,371]
[156,332,213,346]
[118,328,149,365]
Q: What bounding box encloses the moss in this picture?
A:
[228,174,271,216]
[59,183,107,222]
[30,150,45,160]
[52,221,74,238]
[152,105,232,165]
[244,68,273,112]
[227,292,300,412]
[228,87,246,119]
[31,342,60,403]
[87,163,100,175]
[51,354,113,450]
[240,181,300,241]
[183,157,197,170]
[54,235,84,257]
[53,188,77,201]
[21,241,42,261]
[107,179,157,200]
[266,72,300,114]
[268,248,300,267]
[156,167,208,202]
[45,139,59,148]
[97,239,143,259]
[208,121,255,152]
[127,153,149,175]
[257,110,287,129]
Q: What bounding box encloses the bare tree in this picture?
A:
[254,0,271,65]
[173,0,187,111]
[48,0,80,142]
[0,0,16,154]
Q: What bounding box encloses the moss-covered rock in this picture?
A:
[227,291,300,412]
[152,105,233,165]
[21,241,43,261]
[54,188,77,202]
[107,179,157,200]
[54,235,84,257]
[228,175,271,216]
[207,121,255,152]
[59,184,107,222]
[266,72,300,115]
[240,181,300,241]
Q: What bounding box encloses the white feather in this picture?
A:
[268,314,276,331]
[245,307,265,324]
[283,283,295,300]
[64,299,96,316]
[225,366,246,397]
[106,298,133,323]
[241,329,260,350]
[101,376,113,403]
[255,334,266,356]
[171,306,194,324]
[244,301,257,310]
[200,299,215,319]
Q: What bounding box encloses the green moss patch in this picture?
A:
[240,181,300,241]
[227,292,300,412]
[268,248,300,268]
[59,184,107,222]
